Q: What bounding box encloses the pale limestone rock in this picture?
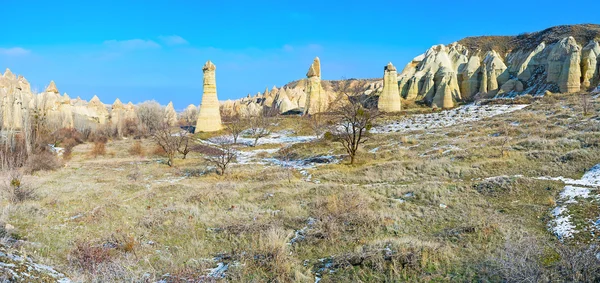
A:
[46,80,59,94]
[482,51,509,94]
[304,57,327,115]
[432,81,454,109]
[88,95,110,124]
[459,55,481,100]
[3,68,16,80]
[196,60,223,132]
[547,37,581,93]
[582,40,600,89]
[498,79,524,95]
[247,102,262,117]
[164,101,178,126]
[111,98,126,127]
[378,62,401,112]
[278,93,297,113]
[509,42,546,81]
[479,63,488,94]
[297,91,307,108]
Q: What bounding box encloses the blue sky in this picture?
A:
[1,0,598,109]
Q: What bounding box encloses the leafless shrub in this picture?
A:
[486,238,600,282]
[223,113,245,144]
[195,138,236,175]
[90,142,106,157]
[136,100,163,134]
[180,106,198,125]
[151,122,184,166]
[581,93,591,116]
[24,151,62,174]
[176,133,191,159]
[128,141,144,157]
[553,243,600,282]
[247,114,273,147]
[127,163,142,182]
[68,240,114,274]
[1,170,35,203]
[329,82,381,164]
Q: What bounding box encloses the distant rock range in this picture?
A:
[0,69,191,132]
[226,24,600,115]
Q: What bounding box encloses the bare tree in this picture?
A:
[196,137,236,175]
[307,113,328,139]
[136,100,163,135]
[223,113,245,144]
[581,93,591,116]
[277,146,296,183]
[176,132,191,159]
[247,114,273,147]
[151,121,180,167]
[330,82,380,164]
[180,106,198,125]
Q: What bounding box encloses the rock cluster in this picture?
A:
[196,60,223,132]
[397,35,600,108]
[0,68,137,132]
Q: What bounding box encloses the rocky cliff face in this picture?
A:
[398,24,600,107]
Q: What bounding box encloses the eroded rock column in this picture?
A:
[196,60,223,132]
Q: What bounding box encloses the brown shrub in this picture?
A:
[91,142,106,157]
[152,145,167,157]
[68,240,114,274]
[2,170,35,203]
[24,152,63,174]
[128,141,144,157]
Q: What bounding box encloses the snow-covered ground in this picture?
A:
[547,165,600,240]
[370,104,529,134]
[236,130,317,146]
[204,130,340,182]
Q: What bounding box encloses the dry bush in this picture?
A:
[68,240,114,274]
[24,151,62,174]
[474,176,516,196]
[90,142,106,157]
[486,238,600,282]
[232,227,309,282]
[310,191,379,240]
[122,118,140,137]
[1,170,35,203]
[152,145,167,157]
[128,141,144,157]
[195,138,236,175]
[323,239,450,280]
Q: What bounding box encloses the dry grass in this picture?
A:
[2,93,600,281]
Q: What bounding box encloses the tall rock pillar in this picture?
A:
[304,57,326,115]
[378,62,401,112]
[196,60,223,132]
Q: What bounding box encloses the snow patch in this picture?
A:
[371,104,528,134]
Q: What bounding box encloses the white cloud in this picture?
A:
[158,35,188,46]
[103,39,161,50]
[0,47,31,56]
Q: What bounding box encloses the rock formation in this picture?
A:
[164,101,178,126]
[304,57,327,115]
[378,62,401,112]
[394,25,600,107]
[547,37,581,93]
[196,60,223,132]
[582,40,600,89]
